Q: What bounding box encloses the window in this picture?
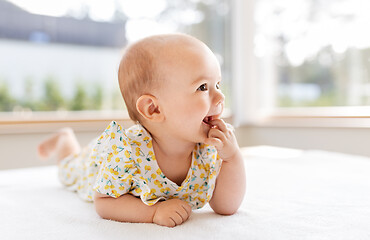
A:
[0,0,232,120]
[254,0,370,115]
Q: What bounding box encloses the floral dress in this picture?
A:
[58,121,222,210]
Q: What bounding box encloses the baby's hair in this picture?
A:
[118,38,158,122]
[118,33,203,122]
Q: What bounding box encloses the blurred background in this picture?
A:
[1,0,370,169]
[255,0,370,108]
[0,0,232,113]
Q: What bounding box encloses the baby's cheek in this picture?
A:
[195,100,209,113]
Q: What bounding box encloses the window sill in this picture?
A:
[0,111,133,134]
[251,107,370,128]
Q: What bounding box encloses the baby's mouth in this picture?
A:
[203,116,213,126]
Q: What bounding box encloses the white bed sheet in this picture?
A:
[1,146,370,240]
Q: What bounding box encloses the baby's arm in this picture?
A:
[94,192,192,227]
[204,119,246,215]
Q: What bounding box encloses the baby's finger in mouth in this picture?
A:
[208,118,228,132]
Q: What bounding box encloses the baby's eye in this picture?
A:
[216,82,221,89]
[197,83,208,91]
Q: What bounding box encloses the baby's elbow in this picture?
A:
[94,200,107,219]
[210,201,239,216]
[95,207,108,220]
[213,206,238,216]
[94,194,111,220]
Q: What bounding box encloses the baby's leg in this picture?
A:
[38,128,81,163]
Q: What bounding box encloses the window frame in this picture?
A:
[1,1,234,133]
[3,0,370,133]
[231,0,370,129]
[0,111,131,134]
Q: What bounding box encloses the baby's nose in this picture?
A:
[215,91,225,106]
[215,101,223,115]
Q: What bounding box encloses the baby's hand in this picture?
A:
[152,199,192,227]
[204,119,239,162]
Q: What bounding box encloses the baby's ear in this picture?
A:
[136,95,164,122]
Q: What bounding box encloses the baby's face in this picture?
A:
[155,40,225,143]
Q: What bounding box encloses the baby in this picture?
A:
[38,33,246,227]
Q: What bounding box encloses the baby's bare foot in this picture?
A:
[38,128,81,163]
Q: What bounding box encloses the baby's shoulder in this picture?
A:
[126,124,151,141]
[102,121,150,142]
[125,123,154,160]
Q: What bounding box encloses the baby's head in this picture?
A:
[118,33,224,142]
[118,34,202,122]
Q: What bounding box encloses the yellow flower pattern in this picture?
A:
[58,121,223,210]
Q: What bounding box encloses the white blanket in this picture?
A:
[1,146,370,240]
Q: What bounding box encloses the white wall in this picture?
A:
[236,126,370,157]
[0,131,99,169]
[1,123,369,170]
[0,120,134,170]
